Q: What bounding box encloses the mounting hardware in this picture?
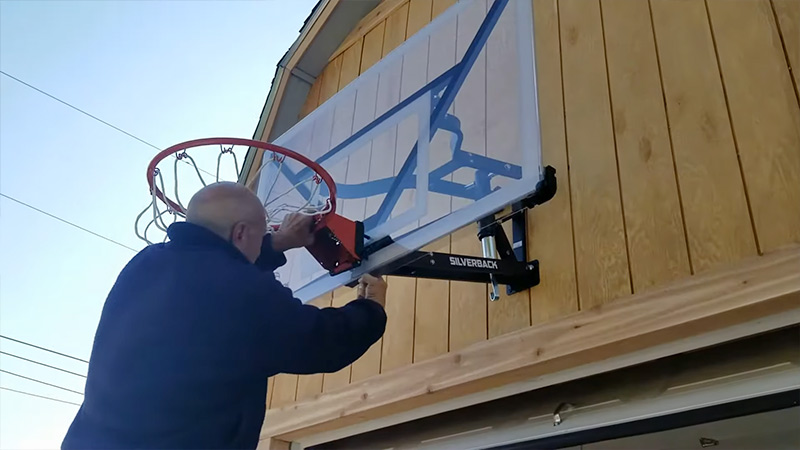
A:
[481,235,501,300]
[553,402,574,426]
[305,215,364,275]
[699,437,720,448]
[337,167,556,294]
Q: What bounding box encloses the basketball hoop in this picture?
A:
[136,137,363,275]
[135,137,337,245]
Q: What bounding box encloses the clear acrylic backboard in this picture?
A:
[257,0,544,302]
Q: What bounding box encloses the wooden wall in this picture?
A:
[266,0,800,410]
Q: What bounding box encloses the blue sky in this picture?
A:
[0,1,317,447]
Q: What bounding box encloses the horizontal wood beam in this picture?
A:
[261,246,800,442]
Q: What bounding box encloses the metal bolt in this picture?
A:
[699,438,719,448]
[430,259,436,265]
[553,402,574,426]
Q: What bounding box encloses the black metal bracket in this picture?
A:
[345,166,557,294]
[378,250,540,293]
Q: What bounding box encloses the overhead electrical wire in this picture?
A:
[0,193,139,253]
[1,70,160,151]
[0,69,217,178]
[0,351,87,378]
[0,334,89,364]
[0,369,84,396]
[0,386,81,407]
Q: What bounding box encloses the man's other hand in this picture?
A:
[357,274,387,308]
[271,213,315,252]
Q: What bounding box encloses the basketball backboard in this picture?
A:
[257,0,545,302]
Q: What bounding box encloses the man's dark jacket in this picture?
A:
[62,222,386,449]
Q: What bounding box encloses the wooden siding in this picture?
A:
[265,0,800,409]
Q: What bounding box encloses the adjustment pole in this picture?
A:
[481,235,501,301]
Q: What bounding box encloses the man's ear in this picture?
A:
[230,222,247,243]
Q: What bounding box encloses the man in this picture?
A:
[63,182,387,449]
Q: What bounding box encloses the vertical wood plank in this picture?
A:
[354,5,412,382]
[319,56,343,106]
[328,40,364,216]
[382,0,433,371]
[651,0,757,273]
[266,376,275,408]
[413,0,456,360]
[381,277,417,372]
[267,52,345,404]
[346,22,387,383]
[366,22,405,221]
[305,55,342,163]
[393,1,432,228]
[269,373,298,409]
[484,0,530,334]
[414,237,451,361]
[294,294,333,402]
[300,78,322,119]
[322,288,357,391]
[528,0,579,324]
[361,23,387,74]
[772,0,800,96]
[384,2,410,53]
[601,0,690,292]
[408,0,434,36]
[433,0,456,17]
[487,226,530,338]
[422,0,458,226]
[560,0,631,309]
[341,25,383,221]
[339,40,364,91]
[285,54,346,291]
[707,0,800,253]
[276,32,337,403]
[449,0,488,351]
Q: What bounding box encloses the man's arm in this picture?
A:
[254,234,287,272]
[253,213,387,374]
[255,213,315,272]
[255,275,387,375]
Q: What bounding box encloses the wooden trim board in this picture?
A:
[261,246,800,442]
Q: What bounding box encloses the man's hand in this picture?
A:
[271,213,315,252]
[357,274,387,309]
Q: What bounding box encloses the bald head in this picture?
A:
[186,182,267,262]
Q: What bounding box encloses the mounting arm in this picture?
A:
[312,166,557,299]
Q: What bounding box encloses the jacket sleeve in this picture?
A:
[254,234,287,272]
[255,276,387,375]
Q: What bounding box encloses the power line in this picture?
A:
[0,369,84,396]
[0,193,139,253]
[0,70,217,179]
[0,386,81,407]
[1,70,160,151]
[0,351,87,378]
[0,335,89,364]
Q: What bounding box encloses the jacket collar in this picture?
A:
[166,222,251,264]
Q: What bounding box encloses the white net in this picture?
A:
[135,141,333,245]
[248,151,333,228]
